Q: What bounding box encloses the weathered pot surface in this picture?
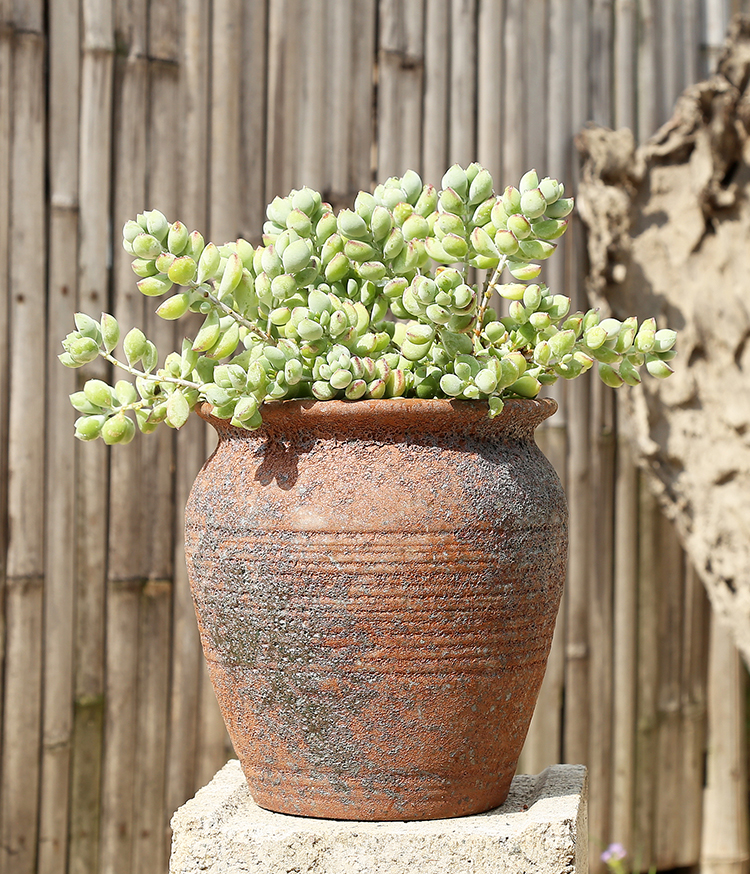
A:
[185,397,567,821]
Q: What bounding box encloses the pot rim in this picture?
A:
[197,396,558,440]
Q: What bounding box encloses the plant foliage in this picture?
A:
[60,163,676,444]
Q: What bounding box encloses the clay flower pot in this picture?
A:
[184,397,567,821]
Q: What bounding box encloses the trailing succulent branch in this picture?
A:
[59,163,677,444]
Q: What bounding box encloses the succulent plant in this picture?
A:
[59,163,677,444]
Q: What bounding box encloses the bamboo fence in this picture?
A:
[0,1,749,872]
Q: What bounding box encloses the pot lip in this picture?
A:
[197,396,558,437]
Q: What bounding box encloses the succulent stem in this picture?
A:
[101,350,201,391]
[198,283,274,343]
[473,255,510,340]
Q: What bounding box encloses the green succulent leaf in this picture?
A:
[101,412,136,445]
[74,313,102,342]
[123,328,148,365]
[75,415,107,441]
[69,336,100,365]
[101,313,120,352]
[166,389,191,428]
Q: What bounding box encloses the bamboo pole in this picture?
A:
[240,0,268,241]
[133,580,172,873]
[612,12,635,535]
[183,0,234,782]
[677,562,710,867]
[562,393,590,769]
[522,0,547,173]
[541,0,571,414]
[585,10,616,868]
[190,0,247,789]
[210,0,243,243]
[131,20,181,871]
[562,0,592,775]
[703,0,729,74]
[166,417,206,818]
[177,0,210,234]
[501,0,525,184]
[347,0,377,195]
[636,0,661,141]
[527,0,566,427]
[100,578,140,874]
[96,2,138,871]
[614,0,637,130]
[659,0,677,124]
[376,0,424,179]
[448,0,477,167]
[681,0,702,89]
[39,2,80,857]
[609,431,638,858]
[569,0,590,145]
[266,0,304,202]
[0,20,46,874]
[297,0,327,193]
[590,0,614,128]
[587,384,616,870]
[653,511,685,869]
[144,33,180,576]
[539,0,570,421]
[68,695,104,874]
[518,0,568,776]
[546,0,572,186]
[142,36,180,592]
[149,0,178,62]
[326,0,354,204]
[701,612,750,874]
[82,0,111,49]
[1,582,43,874]
[422,0,450,185]
[323,0,377,204]
[166,0,212,821]
[476,0,504,182]
[6,0,41,29]
[0,12,13,838]
[633,477,659,870]
[70,400,108,874]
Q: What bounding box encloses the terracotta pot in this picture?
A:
[185,397,567,821]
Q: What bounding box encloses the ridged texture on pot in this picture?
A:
[185,398,567,821]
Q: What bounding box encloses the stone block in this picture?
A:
[170,759,587,874]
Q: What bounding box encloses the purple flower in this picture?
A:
[601,843,627,864]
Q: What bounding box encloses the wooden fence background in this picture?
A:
[1,1,749,872]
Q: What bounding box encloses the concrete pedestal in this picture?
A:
[170,759,588,874]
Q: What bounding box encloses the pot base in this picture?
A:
[248,775,516,821]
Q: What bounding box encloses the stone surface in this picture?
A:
[169,759,588,874]
[576,16,750,664]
